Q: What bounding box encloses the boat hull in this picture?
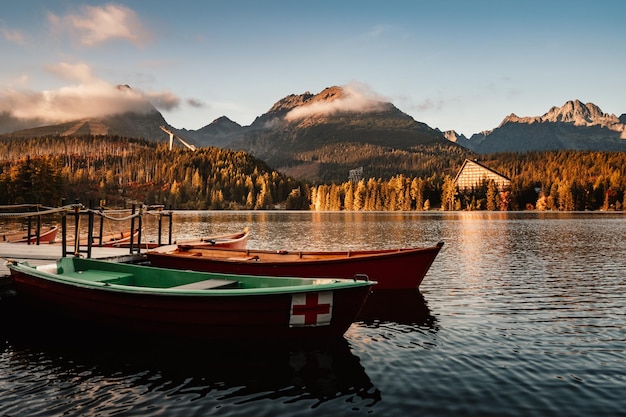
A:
[174,228,249,250]
[8,260,371,341]
[147,242,443,291]
[90,229,139,247]
[1,225,59,244]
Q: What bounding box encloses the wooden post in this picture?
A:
[26,215,32,246]
[97,205,105,247]
[87,201,94,259]
[136,205,142,253]
[35,214,41,245]
[61,198,67,257]
[73,202,80,257]
[129,204,136,254]
[157,211,163,247]
[168,205,173,245]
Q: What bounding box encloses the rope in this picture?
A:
[0,204,42,210]
[0,204,77,218]
[0,204,165,221]
[85,208,142,222]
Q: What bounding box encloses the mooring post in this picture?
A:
[26,214,32,246]
[129,204,136,254]
[97,205,105,247]
[136,205,143,254]
[61,198,67,257]
[73,203,80,257]
[157,210,163,247]
[36,214,41,245]
[168,205,173,245]
[87,200,95,259]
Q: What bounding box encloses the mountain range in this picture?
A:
[1,85,625,181]
[445,100,626,153]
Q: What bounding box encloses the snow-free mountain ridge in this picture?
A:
[1,86,625,159]
[444,99,626,153]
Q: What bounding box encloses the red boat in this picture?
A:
[94,229,140,247]
[146,241,444,291]
[77,229,249,250]
[0,225,59,244]
[174,228,250,249]
[7,257,373,341]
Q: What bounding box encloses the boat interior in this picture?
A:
[33,257,343,290]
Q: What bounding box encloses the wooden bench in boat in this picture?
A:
[63,270,134,282]
[172,279,239,290]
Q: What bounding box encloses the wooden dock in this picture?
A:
[0,242,144,277]
[0,203,171,298]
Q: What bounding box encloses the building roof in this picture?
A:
[453,159,511,191]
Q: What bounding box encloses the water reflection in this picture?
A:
[163,211,447,252]
[3,211,626,416]
[1,298,380,413]
[357,289,437,329]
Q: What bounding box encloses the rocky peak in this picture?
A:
[267,92,315,115]
[213,116,241,128]
[252,85,391,129]
[499,113,541,127]
[498,100,622,130]
[197,116,242,135]
[308,86,346,102]
[466,99,626,154]
[443,130,466,142]
[542,99,615,125]
[265,87,351,116]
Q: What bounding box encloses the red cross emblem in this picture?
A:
[290,291,333,327]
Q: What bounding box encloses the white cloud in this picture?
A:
[285,82,388,121]
[145,90,181,111]
[2,28,26,45]
[45,62,96,83]
[0,63,180,122]
[48,3,151,47]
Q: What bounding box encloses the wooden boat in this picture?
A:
[7,257,374,341]
[97,229,141,247]
[72,229,140,247]
[146,241,444,291]
[75,228,249,250]
[0,225,59,244]
[175,227,250,249]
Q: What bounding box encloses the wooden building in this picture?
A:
[348,167,363,183]
[454,159,511,191]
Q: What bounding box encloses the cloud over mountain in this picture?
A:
[285,83,388,121]
[0,62,179,123]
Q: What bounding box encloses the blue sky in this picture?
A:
[1,0,624,136]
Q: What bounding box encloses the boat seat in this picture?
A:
[64,270,134,282]
[172,279,239,290]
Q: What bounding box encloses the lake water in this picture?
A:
[1,211,624,416]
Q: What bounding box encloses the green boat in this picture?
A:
[7,257,374,341]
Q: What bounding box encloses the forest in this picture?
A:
[1,135,625,211]
[0,136,309,210]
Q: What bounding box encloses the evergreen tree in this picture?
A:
[440,175,457,211]
[486,180,498,211]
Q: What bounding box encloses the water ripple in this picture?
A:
[2,212,625,416]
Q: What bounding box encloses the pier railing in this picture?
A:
[0,204,60,245]
[0,202,173,257]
